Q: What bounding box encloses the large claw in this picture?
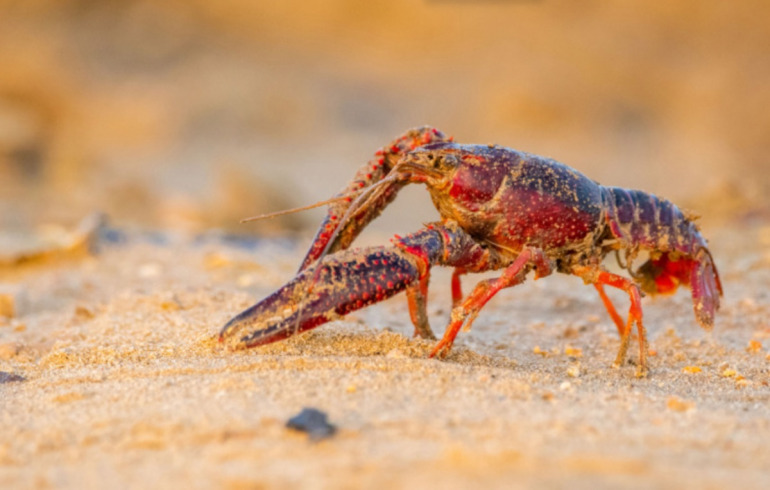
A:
[221,223,506,355]
[298,126,450,271]
[220,246,423,349]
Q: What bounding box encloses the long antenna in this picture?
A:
[240,195,354,223]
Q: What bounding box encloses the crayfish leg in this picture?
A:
[576,267,648,377]
[450,268,467,308]
[406,268,435,339]
[429,248,552,359]
[594,283,626,337]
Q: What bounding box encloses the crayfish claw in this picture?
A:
[221,246,426,349]
[219,271,317,349]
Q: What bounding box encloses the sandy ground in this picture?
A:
[1,219,769,489]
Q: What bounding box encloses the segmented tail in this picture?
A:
[602,187,723,329]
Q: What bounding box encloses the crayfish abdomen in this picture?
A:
[600,186,722,328]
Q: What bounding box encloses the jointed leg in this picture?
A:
[407,263,470,339]
[575,267,648,376]
[406,267,435,339]
[451,268,467,308]
[392,220,511,346]
[430,248,552,359]
[594,283,625,337]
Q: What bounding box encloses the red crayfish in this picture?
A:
[220,127,722,376]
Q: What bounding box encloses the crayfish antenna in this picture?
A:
[240,194,359,223]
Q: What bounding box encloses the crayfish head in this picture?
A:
[396,142,461,189]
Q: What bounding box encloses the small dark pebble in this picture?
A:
[286,408,337,441]
[0,371,25,383]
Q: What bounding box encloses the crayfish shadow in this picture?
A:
[233,324,518,370]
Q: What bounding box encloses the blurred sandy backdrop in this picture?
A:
[1,0,768,235]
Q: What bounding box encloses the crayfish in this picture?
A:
[220,127,722,376]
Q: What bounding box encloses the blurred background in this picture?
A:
[1,0,768,238]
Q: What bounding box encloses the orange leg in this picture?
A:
[594,283,625,337]
[575,267,648,376]
[451,268,467,308]
[430,248,552,359]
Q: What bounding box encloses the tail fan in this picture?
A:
[690,249,723,329]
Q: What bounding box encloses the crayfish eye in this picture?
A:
[438,154,459,170]
[425,153,439,168]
